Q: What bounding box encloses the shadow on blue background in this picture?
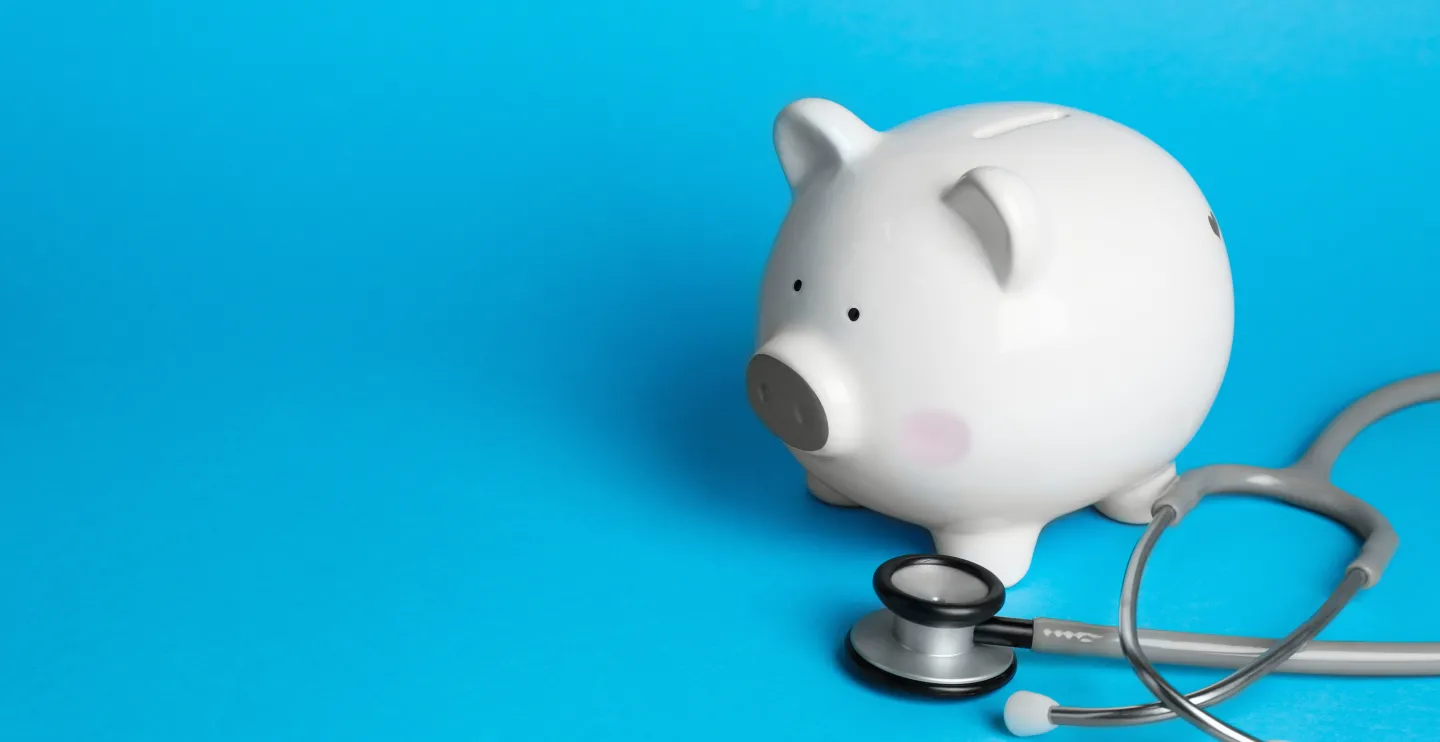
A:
[3,1,1440,740]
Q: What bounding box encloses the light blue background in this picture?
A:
[3,2,1440,740]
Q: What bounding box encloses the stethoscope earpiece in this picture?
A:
[1003,691,1060,736]
[845,554,1017,699]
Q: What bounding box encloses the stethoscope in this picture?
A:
[844,372,1440,741]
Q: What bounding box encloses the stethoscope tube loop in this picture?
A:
[1045,372,1435,737]
[1154,464,1396,587]
[1108,504,1368,741]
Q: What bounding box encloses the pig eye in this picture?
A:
[1208,212,1221,237]
[848,307,860,321]
[793,279,802,291]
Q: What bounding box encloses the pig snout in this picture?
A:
[746,353,829,451]
[746,332,857,454]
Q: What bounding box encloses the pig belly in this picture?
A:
[806,464,1177,587]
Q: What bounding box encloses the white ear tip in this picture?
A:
[1004,691,1059,737]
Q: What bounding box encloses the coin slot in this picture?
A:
[972,108,1070,139]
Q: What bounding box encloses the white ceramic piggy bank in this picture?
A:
[746,98,1234,586]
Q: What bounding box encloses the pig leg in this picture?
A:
[1095,462,1178,525]
[806,471,859,508]
[930,523,1044,588]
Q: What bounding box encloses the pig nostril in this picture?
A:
[793,407,806,425]
[759,383,771,403]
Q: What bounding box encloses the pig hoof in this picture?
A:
[931,523,1044,587]
[806,472,859,508]
[1096,463,1178,525]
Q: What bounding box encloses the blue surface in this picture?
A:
[3,2,1440,740]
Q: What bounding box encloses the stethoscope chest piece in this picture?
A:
[846,554,1017,698]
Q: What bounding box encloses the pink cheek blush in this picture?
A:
[900,410,973,465]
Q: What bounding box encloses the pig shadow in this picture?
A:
[447,193,932,557]
[602,277,931,558]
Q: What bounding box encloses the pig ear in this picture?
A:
[942,166,1051,291]
[773,98,880,191]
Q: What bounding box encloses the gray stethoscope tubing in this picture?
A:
[1040,371,1440,741]
[1014,614,1440,676]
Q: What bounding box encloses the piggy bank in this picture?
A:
[745,98,1233,586]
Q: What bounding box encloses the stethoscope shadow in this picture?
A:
[825,629,1245,739]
